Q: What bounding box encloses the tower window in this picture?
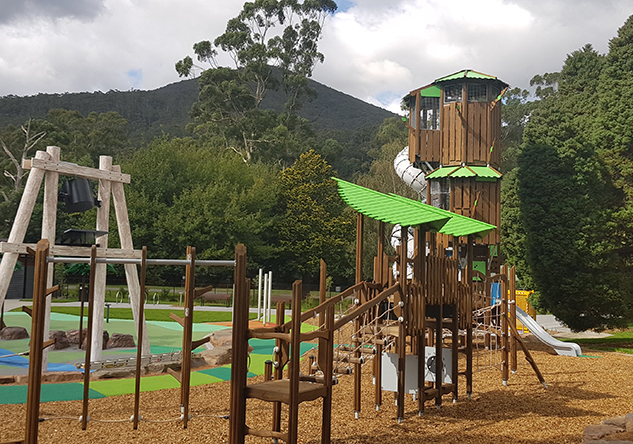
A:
[421,97,439,130]
[444,85,462,103]
[468,84,487,102]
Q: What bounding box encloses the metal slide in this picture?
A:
[515,307,582,357]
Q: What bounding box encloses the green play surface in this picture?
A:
[0,312,316,405]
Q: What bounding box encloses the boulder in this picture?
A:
[80,330,110,350]
[65,329,86,345]
[627,413,633,433]
[199,329,253,366]
[49,330,69,350]
[584,423,624,441]
[0,326,29,340]
[106,333,135,349]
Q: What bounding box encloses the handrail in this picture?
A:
[333,283,400,331]
[280,281,365,330]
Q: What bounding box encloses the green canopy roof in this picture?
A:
[334,178,496,238]
[426,165,502,181]
[434,69,509,88]
[420,85,441,98]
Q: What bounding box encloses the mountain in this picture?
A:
[0,77,396,143]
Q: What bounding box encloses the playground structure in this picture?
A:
[0,70,581,444]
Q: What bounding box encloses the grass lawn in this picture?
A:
[11,306,256,323]
[562,327,633,354]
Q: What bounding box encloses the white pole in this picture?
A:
[91,156,112,362]
[41,146,60,371]
[257,269,263,320]
[267,271,273,324]
[231,284,235,324]
[0,150,50,310]
[263,273,268,326]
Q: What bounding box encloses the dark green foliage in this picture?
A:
[517,40,632,331]
[275,150,354,283]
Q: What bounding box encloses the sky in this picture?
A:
[0,0,632,113]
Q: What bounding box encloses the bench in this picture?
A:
[270,294,292,305]
[199,292,232,307]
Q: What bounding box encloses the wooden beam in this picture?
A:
[191,336,211,351]
[167,367,182,383]
[0,242,141,259]
[23,157,131,183]
[194,285,214,299]
[21,306,32,317]
[169,312,185,327]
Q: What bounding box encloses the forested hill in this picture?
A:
[0,77,395,142]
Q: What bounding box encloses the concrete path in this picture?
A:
[536,314,611,339]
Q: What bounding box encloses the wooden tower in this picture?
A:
[405,69,507,273]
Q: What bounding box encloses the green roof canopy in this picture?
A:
[334,178,496,238]
[426,165,502,182]
[434,69,509,88]
[420,85,441,98]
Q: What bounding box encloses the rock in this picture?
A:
[49,330,70,350]
[14,374,28,384]
[0,326,29,340]
[196,331,254,367]
[65,329,86,345]
[41,371,81,383]
[106,333,135,349]
[584,424,624,441]
[92,367,138,379]
[626,413,633,433]
[0,375,15,384]
[81,330,110,350]
[603,416,627,428]
[199,348,232,367]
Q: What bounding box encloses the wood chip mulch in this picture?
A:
[1,337,632,444]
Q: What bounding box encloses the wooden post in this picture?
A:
[180,246,195,429]
[466,235,474,398]
[229,244,248,444]
[319,259,327,328]
[417,228,426,416]
[41,146,59,371]
[356,213,363,284]
[377,221,385,286]
[24,239,49,444]
[451,302,459,403]
[397,225,407,422]
[0,150,49,310]
[81,245,98,430]
[111,165,150,355]
[353,213,363,418]
[288,280,303,444]
[510,266,518,373]
[272,301,285,434]
[501,265,509,385]
[90,156,112,362]
[435,303,443,409]
[78,282,85,346]
[321,303,335,444]
[133,246,147,429]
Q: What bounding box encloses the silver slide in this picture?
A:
[515,307,582,357]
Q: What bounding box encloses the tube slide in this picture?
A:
[393,147,428,200]
[515,307,582,357]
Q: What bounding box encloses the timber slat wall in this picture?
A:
[451,178,500,245]
[405,256,471,332]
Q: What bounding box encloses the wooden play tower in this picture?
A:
[404,69,508,274]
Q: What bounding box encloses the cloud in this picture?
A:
[0,0,106,25]
[0,0,631,112]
